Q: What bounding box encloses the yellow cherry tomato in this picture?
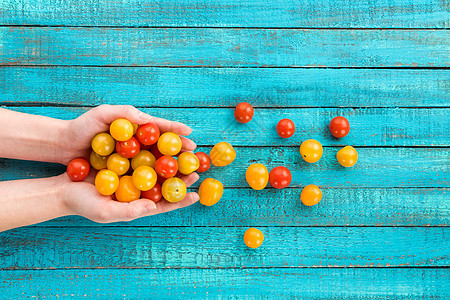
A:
[109,118,133,142]
[132,123,139,135]
[91,133,115,156]
[157,132,182,156]
[106,153,130,176]
[209,142,236,167]
[132,166,157,191]
[337,146,358,167]
[131,150,156,170]
[95,169,119,196]
[90,151,108,170]
[162,177,186,203]
[301,184,322,206]
[300,139,323,163]
[177,152,200,175]
[244,228,264,249]
[115,176,141,202]
[199,178,223,206]
[246,163,269,190]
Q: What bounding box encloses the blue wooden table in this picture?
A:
[1,1,449,298]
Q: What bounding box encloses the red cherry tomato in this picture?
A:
[116,137,140,159]
[141,183,163,203]
[195,152,211,173]
[269,166,292,189]
[277,119,295,138]
[151,145,164,160]
[155,156,178,178]
[234,102,254,123]
[157,174,167,185]
[67,158,90,182]
[329,116,350,138]
[136,123,160,146]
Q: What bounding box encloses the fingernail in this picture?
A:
[145,202,157,211]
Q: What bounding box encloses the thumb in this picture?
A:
[90,104,150,125]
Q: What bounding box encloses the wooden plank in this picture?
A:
[1,227,449,269]
[2,28,448,67]
[1,147,448,188]
[1,268,449,298]
[4,106,450,147]
[36,188,449,227]
[2,67,449,107]
[1,0,448,28]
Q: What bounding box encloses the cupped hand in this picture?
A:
[60,104,196,164]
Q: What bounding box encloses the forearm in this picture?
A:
[0,175,71,232]
[0,108,69,164]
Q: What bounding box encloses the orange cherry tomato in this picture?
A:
[95,169,119,196]
[131,150,156,170]
[300,139,323,163]
[198,178,223,206]
[177,152,200,175]
[161,177,187,203]
[91,133,115,156]
[157,132,182,156]
[301,184,322,206]
[337,146,358,167]
[110,118,134,142]
[244,228,264,249]
[132,166,157,191]
[115,176,141,202]
[246,163,269,190]
[106,153,130,176]
[209,142,236,167]
[90,151,108,170]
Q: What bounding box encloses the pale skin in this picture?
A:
[0,105,200,232]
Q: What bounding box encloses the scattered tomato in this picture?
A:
[162,177,187,203]
[67,158,90,182]
[210,142,236,167]
[337,146,358,167]
[131,150,156,170]
[109,118,133,142]
[246,163,269,190]
[244,228,264,249]
[269,166,292,189]
[199,178,223,206]
[95,169,119,196]
[195,152,211,173]
[234,102,254,123]
[177,152,200,175]
[329,116,350,138]
[141,183,163,203]
[157,132,182,156]
[300,139,323,163]
[155,156,178,178]
[132,166,157,191]
[301,184,322,206]
[91,133,115,156]
[115,176,141,202]
[136,123,160,146]
[276,119,295,138]
[106,153,130,176]
[116,137,140,159]
[90,151,108,170]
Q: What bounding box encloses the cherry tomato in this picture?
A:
[244,228,264,249]
[177,152,200,175]
[132,123,139,135]
[269,166,292,189]
[234,102,254,123]
[329,116,350,138]
[106,153,130,176]
[157,174,167,185]
[90,151,108,170]
[210,142,236,167]
[162,177,187,203]
[131,150,156,170]
[337,146,358,167]
[115,176,141,202]
[300,139,323,163]
[151,145,164,160]
[95,169,119,196]
[276,118,295,138]
[136,123,160,146]
[91,133,115,156]
[155,156,178,178]
[132,166,157,191]
[116,137,140,159]
[67,158,90,182]
[199,178,223,206]
[157,132,182,156]
[141,183,163,203]
[301,184,322,206]
[195,152,211,173]
[109,118,133,142]
[246,163,269,190]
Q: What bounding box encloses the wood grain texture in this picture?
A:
[2,27,448,67]
[1,147,448,188]
[2,67,449,107]
[36,188,450,227]
[4,106,450,147]
[1,0,449,28]
[1,227,449,269]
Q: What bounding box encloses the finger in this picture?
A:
[145,192,199,216]
[89,104,144,125]
[102,199,158,222]
[180,137,197,151]
[178,172,200,188]
[144,116,192,136]
[84,169,97,185]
